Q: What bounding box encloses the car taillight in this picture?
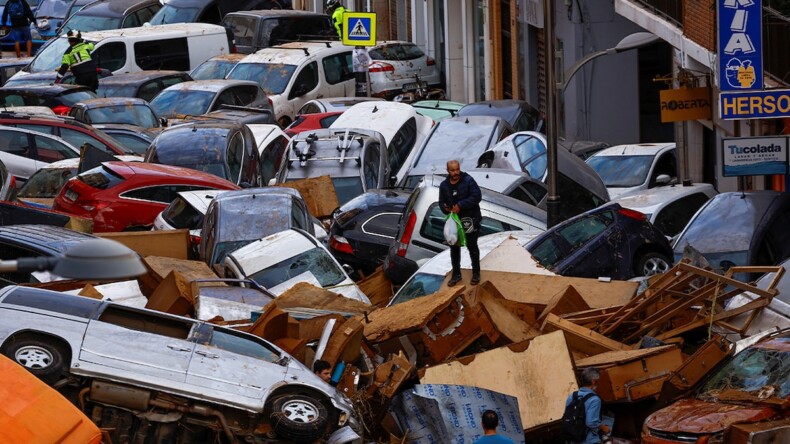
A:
[9,176,16,189]
[79,200,108,212]
[369,62,395,73]
[426,56,436,66]
[189,234,201,245]
[330,235,355,255]
[396,211,416,257]
[52,105,70,116]
[268,97,273,106]
[618,207,647,222]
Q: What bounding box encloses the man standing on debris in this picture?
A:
[473,410,514,443]
[439,159,482,287]
[313,359,332,383]
[562,367,610,443]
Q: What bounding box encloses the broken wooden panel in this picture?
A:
[724,417,790,444]
[98,229,190,260]
[476,283,541,343]
[356,267,393,307]
[298,314,345,342]
[276,175,339,219]
[369,352,414,399]
[363,286,464,343]
[336,363,361,399]
[273,337,307,363]
[658,335,733,405]
[145,270,194,316]
[274,282,371,314]
[247,304,290,341]
[420,331,577,430]
[321,317,364,367]
[537,285,591,325]
[542,313,629,356]
[575,345,684,402]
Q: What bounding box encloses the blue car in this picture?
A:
[0,0,45,52]
[527,202,673,279]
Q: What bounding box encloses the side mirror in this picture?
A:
[655,174,671,185]
[341,263,355,276]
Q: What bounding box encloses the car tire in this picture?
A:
[268,394,329,442]
[635,252,671,277]
[1,337,68,385]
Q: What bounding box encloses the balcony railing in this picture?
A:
[629,0,682,27]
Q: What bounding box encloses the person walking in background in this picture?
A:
[473,410,514,444]
[57,30,98,92]
[562,367,611,444]
[439,159,482,287]
[2,0,36,58]
[313,359,332,383]
[326,0,346,38]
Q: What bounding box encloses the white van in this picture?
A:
[13,23,232,83]
[226,41,356,127]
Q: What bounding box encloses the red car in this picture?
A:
[284,111,343,137]
[53,162,239,232]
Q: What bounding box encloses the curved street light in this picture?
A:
[0,238,146,281]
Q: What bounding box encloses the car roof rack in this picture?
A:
[291,129,363,166]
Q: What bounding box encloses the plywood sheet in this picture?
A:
[439,270,636,309]
[142,256,219,283]
[420,331,578,430]
[542,313,629,356]
[479,237,556,275]
[537,285,590,325]
[574,345,678,367]
[276,175,339,218]
[363,286,464,343]
[274,282,371,314]
[99,230,190,260]
[356,268,393,307]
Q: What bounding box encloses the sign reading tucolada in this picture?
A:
[721,136,789,177]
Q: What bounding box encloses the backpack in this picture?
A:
[560,391,597,442]
[6,0,25,21]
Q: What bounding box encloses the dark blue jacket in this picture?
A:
[439,172,482,225]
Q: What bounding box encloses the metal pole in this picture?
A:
[543,0,560,227]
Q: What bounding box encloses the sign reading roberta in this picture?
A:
[721,136,789,177]
[342,12,376,47]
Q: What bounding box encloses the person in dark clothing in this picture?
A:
[438,159,482,287]
[1,0,37,58]
[57,30,98,92]
[473,410,514,444]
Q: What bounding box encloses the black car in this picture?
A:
[0,224,96,286]
[0,83,97,115]
[97,70,193,102]
[0,58,32,87]
[148,0,287,25]
[328,188,410,276]
[221,9,335,54]
[145,122,261,187]
[527,203,673,279]
[457,100,544,133]
[92,123,158,155]
[58,0,162,35]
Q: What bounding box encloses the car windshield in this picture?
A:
[148,137,227,179]
[699,344,790,399]
[85,105,158,128]
[217,198,291,243]
[510,133,547,179]
[35,0,70,18]
[60,15,121,34]
[163,196,203,229]
[674,193,775,255]
[148,4,199,25]
[190,60,238,81]
[97,84,137,99]
[331,176,364,206]
[150,90,214,118]
[108,132,150,154]
[338,190,406,213]
[77,165,125,190]
[414,120,496,170]
[227,63,296,95]
[29,37,71,72]
[586,155,654,187]
[248,246,346,289]
[60,90,98,106]
[369,43,424,61]
[390,272,445,305]
[18,167,76,198]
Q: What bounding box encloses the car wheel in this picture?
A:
[2,337,68,385]
[635,252,671,277]
[269,394,329,442]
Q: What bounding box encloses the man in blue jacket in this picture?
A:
[439,159,482,287]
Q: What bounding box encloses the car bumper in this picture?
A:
[382,250,418,285]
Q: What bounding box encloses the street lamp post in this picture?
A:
[0,238,146,280]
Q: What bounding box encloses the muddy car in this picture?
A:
[0,285,360,443]
[642,329,790,444]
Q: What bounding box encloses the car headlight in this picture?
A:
[708,432,724,444]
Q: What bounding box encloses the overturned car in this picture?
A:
[0,286,359,443]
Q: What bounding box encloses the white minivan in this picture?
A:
[12,23,232,83]
[226,41,356,127]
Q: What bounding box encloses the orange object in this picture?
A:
[0,355,101,444]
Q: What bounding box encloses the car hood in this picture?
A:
[645,398,776,434]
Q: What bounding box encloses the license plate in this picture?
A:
[65,189,78,202]
[403,80,427,91]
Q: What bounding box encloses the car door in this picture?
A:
[186,323,286,399]
[321,51,354,99]
[31,132,79,169]
[554,209,618,277]
[285,61,320,119]
[79,304,197,383]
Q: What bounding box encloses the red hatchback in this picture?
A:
[53,162,239,232]
[284,111,342,137]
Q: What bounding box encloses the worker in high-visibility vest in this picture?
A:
[56,30,98,92]
[326,0,346,38]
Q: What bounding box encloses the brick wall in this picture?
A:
[683,0,716,52]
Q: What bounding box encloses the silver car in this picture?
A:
[0,285,359,443]
[0,125,80,186]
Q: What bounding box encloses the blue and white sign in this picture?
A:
[720,89,790,119]
[722,136,789,177]
[717,0,763,92]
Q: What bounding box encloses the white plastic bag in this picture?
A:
[444,216,459,245]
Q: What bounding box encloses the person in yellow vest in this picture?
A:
[56,30,98,92]
[326,0,346,38]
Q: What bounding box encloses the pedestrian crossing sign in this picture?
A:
[342,12,376,46]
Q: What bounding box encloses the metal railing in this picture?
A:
[629,0,682,26]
